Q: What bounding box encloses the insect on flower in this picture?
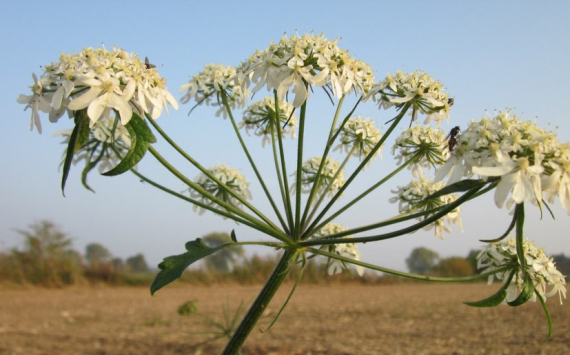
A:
[145,56,156,69]
[446,126,461,152]
[447,98,455,107]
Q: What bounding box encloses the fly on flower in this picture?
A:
[145,57,156,69]
[446,126,461,152]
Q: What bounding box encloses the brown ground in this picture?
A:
[0,283,568,355]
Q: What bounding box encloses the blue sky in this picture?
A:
[2,1,570,272]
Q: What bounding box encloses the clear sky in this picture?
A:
[2,1,570,272]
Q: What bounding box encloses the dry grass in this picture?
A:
[0,283,568,355]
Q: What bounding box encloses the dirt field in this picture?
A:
[0,283,568,355]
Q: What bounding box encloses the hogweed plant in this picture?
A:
[19,34,568,353]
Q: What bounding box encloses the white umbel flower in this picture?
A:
[237,33,375,107]
[477,238,566,304]
[18,47,178,131]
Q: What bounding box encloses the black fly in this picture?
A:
[447,98,455,107]
[145,57,156,69]
[446,126,461,152]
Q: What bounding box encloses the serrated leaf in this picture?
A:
[102,113,156,176]
[425,179,487,200]
[507,273,535,306]
[150,238,234,295]
[230,230,237,242]
[61,110,90,195]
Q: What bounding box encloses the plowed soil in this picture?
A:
[0,283,568,354]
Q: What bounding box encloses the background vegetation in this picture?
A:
[2,220,569,287]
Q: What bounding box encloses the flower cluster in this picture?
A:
[18,47,178,133]
[393,125,449,177]
[295,156,345,199]
[239,97,297,146]
[179,64,249,117]
[389,177,462,239]
[313,223,364,276]
[189,164,251,216]
[237,33,375,107]
[367,70,451,124]
[477,238,566,304]
[436,111,570,211]
[335,116,382,162]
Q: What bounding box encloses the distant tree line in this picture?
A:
[0,220,149,286]
[3,221,569,287]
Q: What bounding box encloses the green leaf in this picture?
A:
[464,271,515,308]
[150,238,234,295]
[507,273,535,306]
[425,179,488,200]
[464,288,507,308]
[80,143,105,193]
[535,291,553,340]
[102,113,156,176]
[61,110,90,195]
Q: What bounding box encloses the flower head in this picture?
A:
[179,64,249,118]
[477,238,566,304]
[18,47,178,132]
[393,125,448,177]
[239,96,297,146]
[436,110,570,211]
[313,223,364,276]
[237,33,375,107]
[335,116,382,163]
[294,156,345,199]
[389,177,462,239]
[367,70,451,125]
[189,164,251,217]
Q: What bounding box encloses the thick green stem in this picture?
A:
[222,249,297,354]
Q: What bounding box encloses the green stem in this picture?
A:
[222,249,297,354]
[146,116,284,236]
[307,247,510,282]
[299,95,348,227]
[307,153,421,237]
[270,116,291,231]
[302,144,357,232]
[273,91,295,231]
[294,99,307,238]
[303,104,411,237]
[300,183,484,247]
[147,145,288,243]
[220,92,289,233]
[131,169,257,228]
